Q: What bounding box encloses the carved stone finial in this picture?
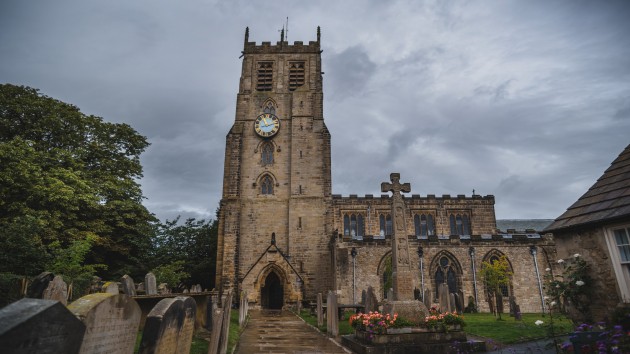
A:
[244,27,249,46]
[280,28,284,42]
[317,26,321,43]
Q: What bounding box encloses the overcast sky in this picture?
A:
[1,0,629,223]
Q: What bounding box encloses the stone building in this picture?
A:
[545,144,630,319]
[215,28,556,314]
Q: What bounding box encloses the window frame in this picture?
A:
[604,223,630,302]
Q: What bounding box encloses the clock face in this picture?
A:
[254,113,280,138]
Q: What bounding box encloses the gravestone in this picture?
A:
[239,291,248,327]
[509,296,516,316]
[387,288,393,301]
[219,291,233,354]
[26,272,54,299]
[449,293,456,313]
[145,273,157,295]
[208,308,222,354]
[326,291,338,336]
[515,305,522,320]
[496,294,504,313]
[158,283,170,294]
[438,283,450,312]
[423,289,431,309]
[42,275,68,305]
[316,293,323,327]
[138,296,196,354]
[120,275,136,296]
[380,173,429,320]
[102,282,119,294]
[364,286,378,313]
[68,293,141,354]
[0,298,85,354]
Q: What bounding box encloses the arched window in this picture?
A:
[433,254,461,311]
[344,213,365,238]
[427,215,434,236]
[414,214,421,236]
[450,213,469,236]
[379,214,386,236]
[463,215,470,236]
[261,142,274,165]
[489,255,510,297]
[386,215,393,235]
[261,175,274,195]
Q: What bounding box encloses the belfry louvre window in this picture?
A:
[449,213,471,236]
[257,62,273,91]
[289,62,305,91]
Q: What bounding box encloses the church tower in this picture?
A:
[215,27,332,308]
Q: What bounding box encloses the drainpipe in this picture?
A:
[469,247,479,310]
[351,247,357,304]
[530,246,545,314]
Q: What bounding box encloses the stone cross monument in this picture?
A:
[381,173,413,301]
[381,173,428,320]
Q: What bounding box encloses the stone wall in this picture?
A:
[334,234,556,314]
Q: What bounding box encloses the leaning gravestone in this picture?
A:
[68,293,141,354]
[365,286,378,313]
[26,272,54,299]
[42,275,68,305]
[438,283,449,312]
[138,296,196,354]
[145,272,157,295]
[120,275,136,296]
[0,298,86,354]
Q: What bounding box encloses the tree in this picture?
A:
[479,256,512,320]
[0,84,154,279]
[148,217,218,290]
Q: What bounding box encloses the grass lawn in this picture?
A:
[463,313,574,344]
[297,310,574,345]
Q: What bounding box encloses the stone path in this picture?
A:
[235,309,350,354]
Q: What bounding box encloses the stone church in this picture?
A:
[215,28,556,314]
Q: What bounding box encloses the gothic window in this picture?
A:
[414,213,435,237]
[450,213,471,236]
[261,175,274,195]
[343,213,365,238]
[263,101,276,114]
[261,142,274,165]
[289,62,305,91]
[257,62,273,91]
[434,255,459,300]
[380,214,393,236]
[489,256,510,297]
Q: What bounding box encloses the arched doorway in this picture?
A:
[261,271,284,309]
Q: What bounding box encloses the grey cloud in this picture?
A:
[325,46,376,101]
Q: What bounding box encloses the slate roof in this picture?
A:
[496,219,553,233]
[545,144,630,232]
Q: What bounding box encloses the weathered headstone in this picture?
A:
[138,296,196,354]
[449,293,456,313]
[68,293,141,354]
[208,308,222,354]
[120,275,136,296]
[515,305,522,321]
[326,291,338,337]
[438,283,450,312]
[316,293,323,327]
[42,275,68,305]
[0,298,86,354]
[145,272,157,295]
[26,272,54,299]
[387,288,393,301]
[102,281,119,294]
[239,291,248,327]
[219,291,233,354]
[158,283,170,294]
[496,294,504,313]
[423,289,431,309]
[364,286,378,313]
